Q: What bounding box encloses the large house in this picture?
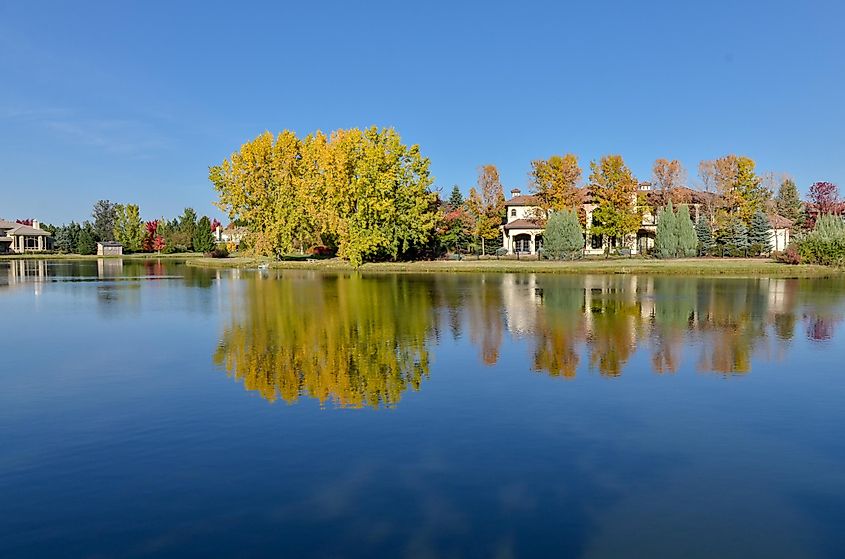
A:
[0,219,52,253]
[500,185,792,255]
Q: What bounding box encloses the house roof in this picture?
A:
[503,218,544,230]
[768,214,794,229]
[97,241,123,247]
[505,194,540,207]
[5,224,50,236]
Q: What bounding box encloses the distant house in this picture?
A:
[0,219,52,253]
[215,224,248,246]
[97,241,124,256]
[500,186,793,256]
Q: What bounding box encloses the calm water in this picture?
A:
[2,259,845,558]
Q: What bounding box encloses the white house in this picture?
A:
[500,187,792,256]
[0,219,52,253]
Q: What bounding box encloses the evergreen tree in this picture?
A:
[178,208,198,251]
[675,204,697,257]
[77,222,98,255]
[193,216,217,253]
[543,210,584,259]
[654,201,678,259]
[695,217,715,256]
[725,217,749,256]
[447,185,464,209]
[748,210,773,255]
[54,223,78,253]
[775,178,801,222]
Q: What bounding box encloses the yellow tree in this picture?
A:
[529,154,582,216]
[652,158,687,207]
[465,164,505,255]
[588,155,641,255]
[698,155,768,225]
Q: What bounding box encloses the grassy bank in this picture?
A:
[187,256,839,277]
[0,252,206,261]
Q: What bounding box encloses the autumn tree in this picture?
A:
[465,164,505,255]
[588,155,641,255]
[809,181,841,215]
[698,155,768,224]
[529,153,582,215]
[652,159,686,207]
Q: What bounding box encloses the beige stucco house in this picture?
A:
[0,219,52,253]
[500,186,792,256]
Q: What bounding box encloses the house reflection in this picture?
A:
[214,272,845,406]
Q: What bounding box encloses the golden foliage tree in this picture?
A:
[465,164,505,255]
[209,127,437,266]
[529,154,582,216]
[588,155,642,254]
[651,158,687,207]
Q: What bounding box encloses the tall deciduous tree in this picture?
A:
[809,181,841,215]
[775,178,802,222]
[114,204,143,252]
[92,200,118,241]
[652,159,686,207]
[530,154,582,214]
[588,155,641,255]
[465,165,505,255]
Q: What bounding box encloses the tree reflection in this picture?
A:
[214,273,435,408]
[215,271,845,406]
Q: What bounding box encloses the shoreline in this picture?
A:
[186,256,840,277]
[0,253,206,261]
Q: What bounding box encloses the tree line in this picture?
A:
[45,201,218,255]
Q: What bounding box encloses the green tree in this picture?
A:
[588,155,641,255]
[724,216,749,256]
[695,217,715,256]
[114,203,143,252]
[775,178,801,222]
[193,216,217,253]
[676,204,697,257]
[77,222,98,255]
[654,202,678,259]
[447,185,464,209]
[92,200,118,241]
[748,210,773,255]
[177,208,198,251]
[543,210,583,259]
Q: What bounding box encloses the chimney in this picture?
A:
[32,219,40,230]
[510,188,522,199]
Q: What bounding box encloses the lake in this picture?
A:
[2,259,845,558]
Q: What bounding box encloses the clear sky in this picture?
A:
[1,0,843,225]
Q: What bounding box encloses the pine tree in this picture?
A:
[193,216,217,253]
[77,222,98,255]
[676,204,697,257]
[544,210,584,259]
[695,217,714,256]
[725,217,749,257]
[775,178,801,222]
[748,210,773,255]
[654,201,678,259]
[448,185,464,209]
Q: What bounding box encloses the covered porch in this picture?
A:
[502,220,544,255]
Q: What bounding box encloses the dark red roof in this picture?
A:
[505,194,540,206]
[503,218,543,230]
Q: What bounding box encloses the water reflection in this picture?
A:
[215,272,845,406]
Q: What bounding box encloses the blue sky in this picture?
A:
[1,0,843,225]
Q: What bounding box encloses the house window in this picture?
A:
[25,237,38,249]
[510,209,516,217]
[590,234,603,249]
[535,235,543,251]
[513,234,531,253]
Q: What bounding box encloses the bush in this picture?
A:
[495,247,508,258]
[543,210,584,260]
[208,245,229,258]
[773,244,801,265]
[308,245,334,257]
[795,214,845,266]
